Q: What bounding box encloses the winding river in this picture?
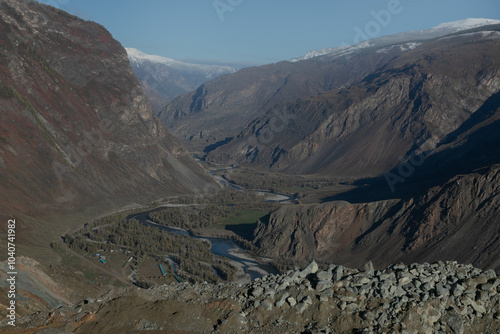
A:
[130,209,278,283]
[128,162,295,282]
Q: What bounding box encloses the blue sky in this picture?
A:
[39,0,500,66]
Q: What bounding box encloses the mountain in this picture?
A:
[208,28,500,176]
[253,164,500,271]
[159,42,407,150]
[291,18,500,62]
[0,0,213,233]
[126,48,237,113]
[159,19,500,158]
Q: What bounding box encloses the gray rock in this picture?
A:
[353,276,371,286]
[364,261,374,275]
[261,299,272,311]
[469,300,486,314]
[319,292,329,302]
[338,295,357,302]
[380,287,390,299]
[275,292,289,307]
[443,309,464,334]
[316,270,333,281]
[333,265,344,281]
[316,280,332,292]
[452,283,465,297]
[360,311,375,322]
[480,283,494,292]
[477,290,489,301]
[398,276,411,286]
[299,261,319,278]
[296,302,309,314]
[251,286,264,298]
[394,286,406,297]
[421,305,441,324]
[484,269,497,279]
[287,297,297,307]
[436,282,450,298]
[303,296,313,305]
[346,302,359,311]
[377,311,388,326]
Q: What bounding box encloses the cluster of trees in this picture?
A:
[173,187,278,209]
[213,258,237,281]
[148,188,278,231]
[222,170,340,192]
[66,219,213,261]
[148,205,236,230]
[64,218,237,283]
[171,256,216,282]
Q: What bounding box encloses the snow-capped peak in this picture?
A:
[125,48,237,77]
[430,18,500,33]
[291,18,500,62]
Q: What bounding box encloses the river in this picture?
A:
[128,161,292,282]
[130,211,278,283]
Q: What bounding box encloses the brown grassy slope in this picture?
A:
[0,0,213,232]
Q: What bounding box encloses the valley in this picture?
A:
[0,1,499,332]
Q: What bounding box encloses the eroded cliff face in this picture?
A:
[159,43,407,150]
[253,165,500,271]
[253,200,400,261]
[211,31,500,176]
[0,0,213,222]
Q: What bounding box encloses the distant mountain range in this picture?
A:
[126,48,237,113]
[159,19,500,162]
[291,18,500,62]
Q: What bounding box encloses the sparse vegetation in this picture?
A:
[221,169,341,193]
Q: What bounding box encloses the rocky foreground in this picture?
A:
[5,261,500,334]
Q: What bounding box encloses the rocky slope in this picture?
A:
[253,164,500,272]
[2,261,499,333]
[207,28,500,176]
[161,24,500,166]
[159,39,410,150]
[126,48,237,114]
[0,0,213,228]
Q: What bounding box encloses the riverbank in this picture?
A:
[136,217,277,283]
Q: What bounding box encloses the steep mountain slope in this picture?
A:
[159,40,410,150]
[253,164,500,271]
[126,48,237,113]
[0,0,213,227]
[208,28,500,177]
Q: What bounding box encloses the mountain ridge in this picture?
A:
[0,0,214,229]
[126,47,237,113]
[291,18,500,62]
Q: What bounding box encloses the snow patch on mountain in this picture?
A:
[376,42,422,54]
[430,18,500,33]
[126,48,237,80]
[291,18,500,62]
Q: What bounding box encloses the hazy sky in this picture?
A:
[38,0,500,66]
